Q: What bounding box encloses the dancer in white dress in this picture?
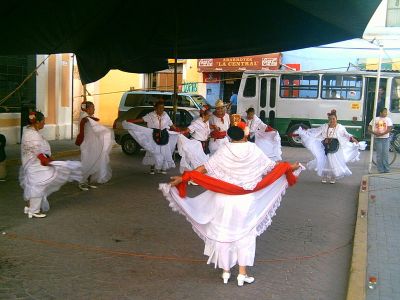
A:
[20,111,82,218]
[178,105,211,173]
[295,109,362,184]
[243,107,282,161]
[160,121,302,286]
[123,101,178,174]
[209,99,230,155]
[75,102,114,191]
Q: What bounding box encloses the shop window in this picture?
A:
[280,74,319,99]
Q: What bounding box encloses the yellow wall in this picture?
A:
[185,59,202,84]
[97,70,141,126]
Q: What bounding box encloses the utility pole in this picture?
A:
[368,42,383,173]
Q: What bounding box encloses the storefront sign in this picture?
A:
[198,53,281,72]
[203,72,221,83]
[182,82,198,93]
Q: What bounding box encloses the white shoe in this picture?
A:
[28,212,46,219]
[78,183,89,191]
[160,170,167,175]
[330,178,336,184]
[87,183,98,189]
[24,206,29,214]
[321,177,327,184]
[222,272,231,284]
[237,274,255,286]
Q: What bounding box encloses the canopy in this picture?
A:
[0,1,380,84]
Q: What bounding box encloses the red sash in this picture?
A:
[176,162,297,197]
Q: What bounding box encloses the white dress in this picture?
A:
[159,142,303,270]
[79,113,114,183]
[19,126,82,211]
[122,115,178,170]
[178,118,211,172]
[244,115,282,161]
[188,118,210,142]
[296,124,365,179]
[208,113,230,155]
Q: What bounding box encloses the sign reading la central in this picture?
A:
[197,53,281,72]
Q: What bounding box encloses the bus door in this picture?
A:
[363,77,387,138]
[258,76,278,127]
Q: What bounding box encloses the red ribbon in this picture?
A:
[176,162,297,198]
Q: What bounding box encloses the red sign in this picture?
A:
[198,53,281,72]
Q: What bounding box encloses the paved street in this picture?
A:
[0,145,398,300]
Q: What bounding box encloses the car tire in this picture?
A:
[287,123,309,147]
[121,135,140,155]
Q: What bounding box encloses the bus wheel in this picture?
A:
[372,146,397,166]
[287,124,309,147]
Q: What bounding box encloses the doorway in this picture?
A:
[364,77,387,138]
[222,72,241,103]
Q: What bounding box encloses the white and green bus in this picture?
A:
[237,70,400,146]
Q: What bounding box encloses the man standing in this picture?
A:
[375,87,386,117]
[229,90,238,114]
[369,107,393,173]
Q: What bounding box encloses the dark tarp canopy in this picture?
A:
[1,1,380,84]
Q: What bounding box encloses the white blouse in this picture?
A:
[188,118,210,141]
[142,111,173,130]
[209,113,230,132]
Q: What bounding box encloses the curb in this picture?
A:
[346,176,369,300]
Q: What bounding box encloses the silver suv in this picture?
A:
[113,106,200,155]
[118,90,211,117]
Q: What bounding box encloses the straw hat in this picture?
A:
[215,99,225,108]
[230,114,242,126]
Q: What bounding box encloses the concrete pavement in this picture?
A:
[0,141,399,299]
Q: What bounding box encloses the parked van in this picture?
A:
[118,90,212,116]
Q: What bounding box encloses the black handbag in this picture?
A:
[322,138,339,155]
[152,128,169,145]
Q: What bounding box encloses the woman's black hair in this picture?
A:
[28,111,45,124]
[227,126,245,141]
[246,107,255,113]
[154,101,164,108]
[379,107,387,114]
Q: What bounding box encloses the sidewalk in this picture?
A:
[347,170,400,300]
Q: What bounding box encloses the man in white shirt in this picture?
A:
[368,107,393,173]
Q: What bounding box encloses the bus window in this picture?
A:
[321,75,362,100]
[243,77,256,97]
[280,74,319,98]
[260,78,267,108]
[390,77,400,113]
[270,78,276,108]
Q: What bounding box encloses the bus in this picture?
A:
[237,70,400,146]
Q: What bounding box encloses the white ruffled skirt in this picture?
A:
[209,137,228,155]
[177,135,209,173]
[254,131,282,161]
[123,121,178,170]
[159,167,302,269]
[20,160,82,211]
[296,127,366,179]
[80,119,114,183]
